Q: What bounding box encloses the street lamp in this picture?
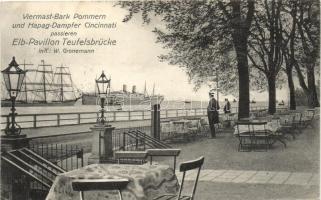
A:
[1,57,27,136]
[95,71,111,125]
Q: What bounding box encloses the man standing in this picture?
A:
[224,98,231,114]
[207,90,220,138]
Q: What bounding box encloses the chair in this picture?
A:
[161,122,175,141]
[301,109,315,128]
[269,117,287,148]
[115,149,181,171]
[153,156,205,200]
[235,121,253,152]
[199,118,209,135]
[278,114,296,139]
[291,112,303,133]
[114,151,148,164]
[72,178,129,200]
[251,121,270,151]
[147,149,181,172]
[186,120,200,139]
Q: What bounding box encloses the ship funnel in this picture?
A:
[123,84,127,93]
[132,85,136,93]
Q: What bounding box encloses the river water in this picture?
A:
[1,100,272,115]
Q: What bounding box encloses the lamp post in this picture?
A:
[95,71,111,125]
[1,57,26,137]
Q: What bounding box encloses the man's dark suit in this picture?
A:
[207,97,219,138]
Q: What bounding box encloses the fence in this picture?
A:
[29,143,84,171]
[1,106,274,130]
[0,108,204,130]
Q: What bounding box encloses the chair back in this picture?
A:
[236,121,252,136]
[251,121,268,136]
[200,118,208,126]
[147,149,181,172]
[177,156,205,200]
[72,178,129,200]
[114,151,148,164]
[303,109,315,120]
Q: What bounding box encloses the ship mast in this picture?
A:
[37,60,55,103]
[152,83,155,96]
[20,60,33,102]
[53,64,74,102]
[144,81,147,97]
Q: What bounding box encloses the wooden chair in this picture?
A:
[147,149,181,172]
[153,156,205,200]
[114,149,181,171]
[72,178,129,200]
[114,151,148,164]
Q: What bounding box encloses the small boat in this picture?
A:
[278,100,285,106]
[184,101,191,104]
[251,100,256,104]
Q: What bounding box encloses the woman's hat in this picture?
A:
[209,89,215,95]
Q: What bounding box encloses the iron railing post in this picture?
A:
[123,132,126,150]
[33,115,37,128]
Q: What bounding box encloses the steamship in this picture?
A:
[82,83,164,106]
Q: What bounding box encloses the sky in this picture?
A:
[0,1,289,102]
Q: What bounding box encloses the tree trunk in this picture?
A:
[267,75,276,114]
[306,66,320,108]
[286,68,296,110]
[230,0,254,119]
[234,37,250,119]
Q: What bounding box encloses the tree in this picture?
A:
[118,0,255,118]
[280,0,298,110]
[247,0,283,114]
[293,0,320,107]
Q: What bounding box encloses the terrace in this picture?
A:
[1,106,319,200]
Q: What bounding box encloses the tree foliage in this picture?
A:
[118,1,255,118]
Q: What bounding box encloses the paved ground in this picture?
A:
[176,169,318,186]
[153,120,320,200]
[29,114,319,199]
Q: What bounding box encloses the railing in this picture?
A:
[0,106,276,130]
[29,143,84,171]
[0,108,207,130]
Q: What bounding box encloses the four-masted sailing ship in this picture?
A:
[1,60,80,107]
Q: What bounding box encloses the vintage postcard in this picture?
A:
[0,1,319,200]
